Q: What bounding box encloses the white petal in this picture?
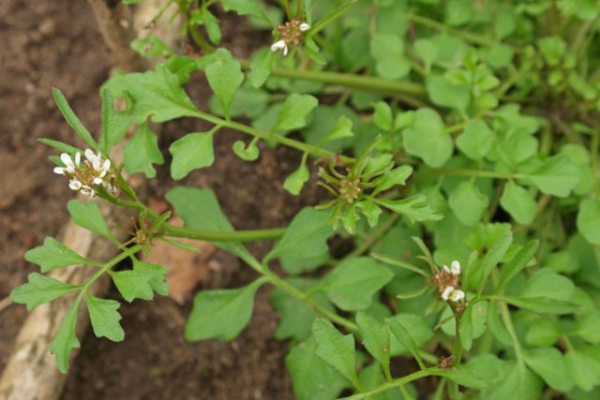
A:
[54,167,65,175]
[441,286,454,301]
[74,152,81,166]
[60,153,74,168]
[85,149,96,162]
[69,180,82,190]
[442,265,450,273]
[450,260,461,275]
[102,159,111,172]
[282,44,289,56]
[81,186,95,198]
[450,290,465,302]
[271,40,286,52]
[300,22,310,31]
[93,177,104,185]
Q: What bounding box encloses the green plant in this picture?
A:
[11,0,600,399]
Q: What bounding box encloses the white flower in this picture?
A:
[80,185,95,198]
[68,179,82,191]
[300,22,310,31]
[449,289,465,302]
[450,260,461,276]
[54,148,113,198]
[55,152,81,175]
[442,265,450,273]
[271,39,289,56]
[441,286,465,302]
[441,286,454,301]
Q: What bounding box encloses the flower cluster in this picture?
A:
[53,150,113,198]
[271,19,310,56]
[433,260,465,303]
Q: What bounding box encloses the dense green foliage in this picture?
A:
[11,0,600,399]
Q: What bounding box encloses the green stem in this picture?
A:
[243,255,359,331]
[452,311,463,366]
[105,196,287,243]
[437,168,524,180]
[81,245,143,293]
[407,13,496,46]
[343,214,400,260]
[339,368,439,399]
[239,59,426,97]
[162,224,286,242]
[190,108,355,163]
[499,300,526,369]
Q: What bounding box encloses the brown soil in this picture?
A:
[0,1,319,399]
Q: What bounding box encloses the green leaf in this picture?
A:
[221,0,264,16]
[388,319,426,369]
[370,33,411,79]
[39,138,81,156]
[566,349,600,391]
[86,293,125,342]
[165,187,250,258]
[426,75,470,112]
[374,166,413,194]
[284,156,310,195]
[500,296,577,314]
[11,273,79,311]
[111,270,154,302]
[169,130,216,180]
[525,319,561,346]
[312,318,361,388]
[356,312,390,378]
[52,88,98,150]
[132,258,168,296]
[433,367,488,389]
[100,89,116,152]
[185,279,265,341]
[445,0,473,26]
[327,257,393,311]
[402,108,453,168]
[202,7,222,44]
[523,347,574,392]
[414,38,438,71]
[232,139,260,161]
[271,279,334,341]
[130,35,175,58]
[286,338,348,400]
[104,64,199,123]
[488,300,511,345]
[67,200,116,242]
[205,49,244,119]
[526,155,580,197]
[373,101,393,131]
[448,182,490,226]
[356,201,383,227]
[520,268,575,301]
[496,240,539,292]
[477,233,513,294]
[249,48,273,88]
[482,362,543,400]
[577,199,600,245]
[25,237,90,273]
[387,314,434,357]
[124,123,164,178]
[266,208,332,262]
[500,181,537,225]
[274,94,318,132]
[324,115,354,142]
[50,299,81,373]
[376,195,442,223]
[456,119,494,160]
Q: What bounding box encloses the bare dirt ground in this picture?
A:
[0,1,320,399]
